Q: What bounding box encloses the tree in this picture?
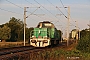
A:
[0,25,11,41]
[26,27,34,42]
[8,17,24,41]
[0,17,34,42]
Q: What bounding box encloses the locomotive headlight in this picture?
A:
[31,40,36,43]
[43,36,48,39]
[43,40,48,43]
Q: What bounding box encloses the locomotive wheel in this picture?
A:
[51,40,54,45]
[56,40,59,45]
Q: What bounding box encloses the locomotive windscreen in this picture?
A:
[37,21,55,28]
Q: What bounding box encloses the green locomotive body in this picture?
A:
[30,21,60,47]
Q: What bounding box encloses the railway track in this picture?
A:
[0,46,37,60]
[0,45,49,60]
[0,46,35,56]
[0,41,73,60]
[0,49,44,60]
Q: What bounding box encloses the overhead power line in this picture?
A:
[4,0,75,28]
[59,0,68,14]
[34,0,68,25]
[47,0,68,25]
[59,0,76,27]
[5,0,23,9]
[34,0,60,21]
[24,0,47,20]
[47,0,75,28]
[56,6,67,19]
[47,0,67,19]
[26,7,40,18]
[25,0,33,5]
[34,0,52,15]
[47,0,55,7]
[25,0,53,21]
[34,0,55,16]
[5,0,45,20]
[0,8,22,15]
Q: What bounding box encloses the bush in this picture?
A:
[76,31,90,53]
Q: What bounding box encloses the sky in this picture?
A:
[0,0,90,32]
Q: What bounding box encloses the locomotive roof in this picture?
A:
[41,21,51,23]
[37,21,55,28]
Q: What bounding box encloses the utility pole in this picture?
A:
[87,21,90,29]
[23,7,41,46]
[56,6,70,46]
[24,7,28,46]
[24,7,26,46]
[75,20,78,43]
[75,20,80,41]
[79,28,80,40]
[67,6,70,46]
[60,27,63,43]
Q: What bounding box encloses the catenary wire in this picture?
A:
[5,0,23,9]
[0,8,23,15]
[25,0,54,20]
[34,0,67,24]
[59,0,76,27]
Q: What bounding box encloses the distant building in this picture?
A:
[0,39,1,42]
[71,29,79,40]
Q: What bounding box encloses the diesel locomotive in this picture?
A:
[30,21,61,47]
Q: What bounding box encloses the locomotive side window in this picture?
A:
[37,23,42,28]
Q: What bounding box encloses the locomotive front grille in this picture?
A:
[37,40,41,42]
[31,40,36,43]
[30,38,50,47]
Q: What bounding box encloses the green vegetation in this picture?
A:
[0,42,23,48]
[0,17,90,59]
[0,17,33,42]
[0,25,11,41]
[8,17,24,41]
[76,29,90,53]
[29,48,90,60]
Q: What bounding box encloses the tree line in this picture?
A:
[0,17,90,53]
[0,17,33,42]
[69,28,90,53]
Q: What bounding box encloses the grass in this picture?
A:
[0,42,24,48]
[29,43,90,60]
[0,42,90,60]
[33,48,90,60]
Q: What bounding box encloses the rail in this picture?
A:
[0,46,37,60]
